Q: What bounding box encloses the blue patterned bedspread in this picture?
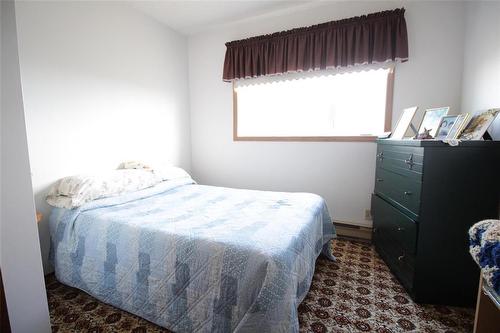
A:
[49,178,335,332]
[469,219,500,294]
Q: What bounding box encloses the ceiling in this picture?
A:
[131,1,315,35]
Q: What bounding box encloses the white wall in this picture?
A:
[0,1,51,331]
[461,2,500,139]
[188,1,466,226]
[15,1,191,273]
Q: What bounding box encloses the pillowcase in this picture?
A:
[117,161,191,181]
[46,169,162,209]
[117,160,153,170]
[154,166,191,181]
[47,164,193,209]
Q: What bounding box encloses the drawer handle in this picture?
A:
[398,255,405,261]
[377,152,384,160]
[404,158,414,166]
[404,191,412,196]
[376,178,384,182]
[404,155,414,169]
[405,154,415,169]
[397,227,405,231]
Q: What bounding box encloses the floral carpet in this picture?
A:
[46,238,474,332]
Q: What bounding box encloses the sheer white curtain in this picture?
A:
[235,66,392,137]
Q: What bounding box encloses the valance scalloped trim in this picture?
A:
[223,8,408,81]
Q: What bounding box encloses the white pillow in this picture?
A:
[117,161,191,181]
[117,160,153,170]
[46,169,162,209]
[154,166,191,181]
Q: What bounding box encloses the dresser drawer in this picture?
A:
[376,144,423,182]
[374,229,415,292]
[372,194,418,254]
[375,167,421,218]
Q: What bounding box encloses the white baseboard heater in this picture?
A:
[333,220,372,240]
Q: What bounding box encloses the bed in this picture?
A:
[49,175,335,332]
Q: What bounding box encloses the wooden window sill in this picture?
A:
[233,136,378,142]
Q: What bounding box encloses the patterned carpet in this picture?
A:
[46,238,474,332]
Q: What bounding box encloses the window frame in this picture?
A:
[232,65,395,142]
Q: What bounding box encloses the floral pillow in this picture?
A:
[46,169,163,209]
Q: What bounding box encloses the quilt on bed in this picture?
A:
[49,178,336,332]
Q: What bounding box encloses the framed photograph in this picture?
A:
[459,108,500,140]
[445,113,470,139]
[390,106,418,139]
[435,115,459,140]
[417,107,449,138]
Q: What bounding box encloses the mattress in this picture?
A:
[49,178,336,332]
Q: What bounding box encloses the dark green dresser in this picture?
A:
[372,139,500,306]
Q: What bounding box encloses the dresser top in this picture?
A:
[377,139,500,147]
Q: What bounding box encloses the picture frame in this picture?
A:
[459,109,500,140]
[435,115,459,140]
[417,107,449,138]
[445,113,470,140]
[390,106,418,139]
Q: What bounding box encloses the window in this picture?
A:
[233,66,394,141]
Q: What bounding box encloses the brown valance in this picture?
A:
[223,8,408,81]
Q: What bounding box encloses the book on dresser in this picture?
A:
[371,139,500,307]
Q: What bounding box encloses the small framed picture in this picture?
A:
[445,113,470,139]
[459,109,500,140]
[391,106,418,139]
[417,107,450,138]
[435,115,459,140]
